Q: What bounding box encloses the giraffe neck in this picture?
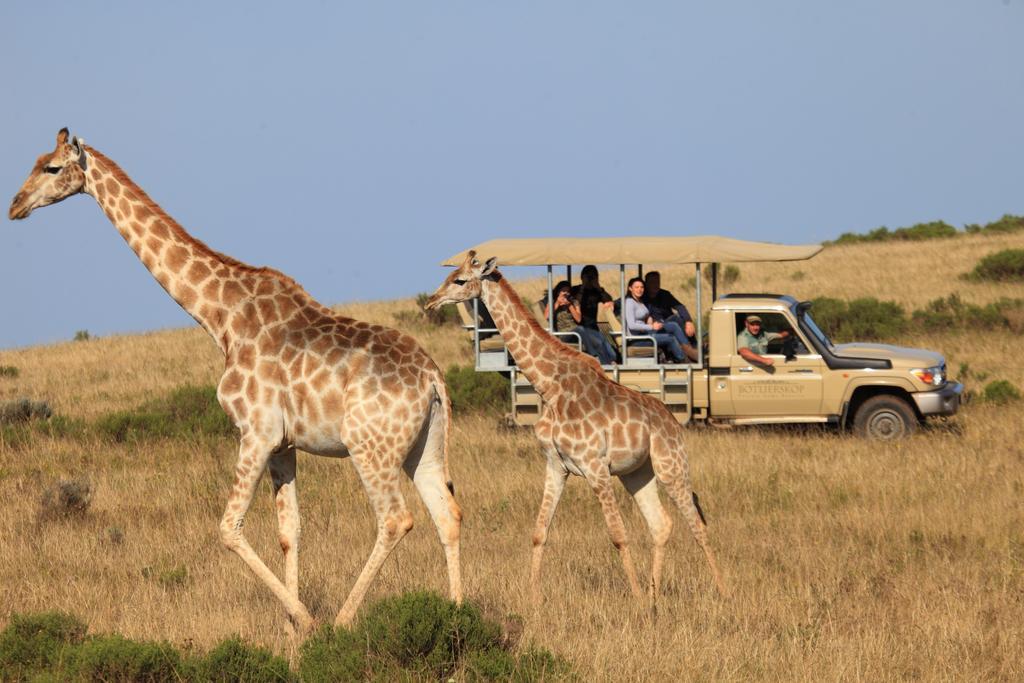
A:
[80,146,275,355]
[480,277,567,398]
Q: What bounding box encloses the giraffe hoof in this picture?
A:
[287,609,317,639]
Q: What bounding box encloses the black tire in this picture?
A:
[852,395,918,440]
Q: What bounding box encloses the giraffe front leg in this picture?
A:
[220,435,314,634]
[584,463,642,598]
[530,448,568,605]
[269,447,306,635]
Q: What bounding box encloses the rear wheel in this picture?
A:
[852,395,918,440]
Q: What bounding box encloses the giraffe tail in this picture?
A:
[432,372,454,496]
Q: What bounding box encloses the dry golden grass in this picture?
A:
[1,232,1022,680]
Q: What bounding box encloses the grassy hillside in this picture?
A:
[1,231,1022,680]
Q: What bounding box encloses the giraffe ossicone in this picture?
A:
[9,128,463,634]
[427,250,726,604]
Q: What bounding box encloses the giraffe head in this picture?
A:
[425,250,498,310]
[8,128,89,221]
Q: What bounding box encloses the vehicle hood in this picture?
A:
[832,343,943,368]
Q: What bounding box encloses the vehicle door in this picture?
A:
[728,311,824,416]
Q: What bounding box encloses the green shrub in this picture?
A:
[141,564,189,589]
[358,591,502,678]
[0,398,52,425]
[980,380,1020,405]
[831,220,958,245]
[966,249,1024,282]
[94,385,235,442]
[196,636,295,682]
[39,478,93,520]
[809,297,906,341]
[0,612,87,680]
[416,292,461,326]
[0,365,18,378]
[73,330,91,342]
[67,633,185,682]
[911,294,1008,332]
[298,625,367,681]
[965,213,1024,234]
[445,365,509,415]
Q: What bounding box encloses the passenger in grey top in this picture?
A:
[624,278,687,363]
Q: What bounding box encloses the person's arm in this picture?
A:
[568,300,582,323]
[737,334,773,366]
[625,298,654,334]
[672,299,693,325]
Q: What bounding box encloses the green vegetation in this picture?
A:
[0,365,19,378]
[0,398,52,424]
[445,365,509,415]
[809,294,1024,342]
[808,297,906,341]
[965,213,1024,235]
[94,385,235,442]
[300,592,572,681]
[911,294,1022,332]
[829,220,958,245]
[979,380,1020,405]
[38,478,93,521]
[827,214,1024,246]
[964,249,1024,282]
[417,292,461,326]
[73,330,91,342]
[1,595,571,681]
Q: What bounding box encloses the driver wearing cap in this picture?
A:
[737,314,789,367]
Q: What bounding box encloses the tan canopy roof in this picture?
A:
[441,236,822,267]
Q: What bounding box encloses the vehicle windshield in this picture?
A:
[796,306,834,350]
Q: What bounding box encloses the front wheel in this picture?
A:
[852,395,918,440]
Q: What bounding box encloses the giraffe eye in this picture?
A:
[43,166,61,174]
[453,278,467,286]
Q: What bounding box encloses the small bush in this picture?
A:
[0,365,18,378]
[965,249,1024,282]
[68,633,185,682]
[417,292,461,327]
[94,385,235,442]
[142,564,189,589]
[73,330,91,342]
[809,297,906,341]
[911,294,1008,332]
[197,636,295,682]
[980,380,1020,405]
[298,625,367,681]
[358,591,503,678]
[965,213,1024,235]
[0,612,87,679]
[39,478,93,520]
[445,365,509,415]
[0,398,52,425]
[831,220,958,245]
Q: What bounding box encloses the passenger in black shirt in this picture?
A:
[644,271,698,360]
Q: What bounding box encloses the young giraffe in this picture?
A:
[8,129,462,633]
[427,252,726,603]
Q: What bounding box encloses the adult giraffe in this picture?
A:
[426,252,726,603]
[8,129,462,633]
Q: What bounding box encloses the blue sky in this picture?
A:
[2,2,1022,349]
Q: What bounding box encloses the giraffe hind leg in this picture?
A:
[402,400,462,605]
[269,447,303,634]
[336,442,414,627]
[620,460,672,606]
[660,475,728,597]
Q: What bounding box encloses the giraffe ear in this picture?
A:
[71,136,88,171]
[480,257,498,277]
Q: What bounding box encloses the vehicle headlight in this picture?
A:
[911,365,945,387]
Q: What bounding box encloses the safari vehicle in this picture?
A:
[441,236,963,439]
